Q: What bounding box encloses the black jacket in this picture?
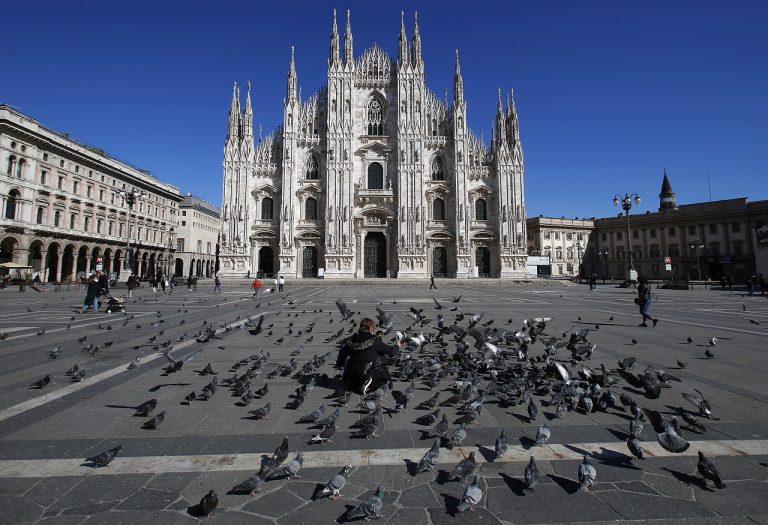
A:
[342,332,398,389]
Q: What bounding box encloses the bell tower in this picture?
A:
[659,168,677,213]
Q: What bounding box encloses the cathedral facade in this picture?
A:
[219,11,528,279]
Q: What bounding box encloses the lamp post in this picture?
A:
[600,247,609,283]
[118,187,144,272]
[689,238,704,280]
[612,192,641,282]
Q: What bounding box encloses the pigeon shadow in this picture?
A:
[403,458,418,475]
[661,468,711,491]
[499,472,527,496]
[607,428,630,440]
[547,473,580,494]
[476,445,497,463]
[186,504,209,518]
[510,413,530,424]
[148,383,189,392]
[439,493,461,517]
[519,436,537,450]
[105,404,137,411]
[434,469,452,485]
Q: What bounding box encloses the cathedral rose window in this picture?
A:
[367,98,384,136]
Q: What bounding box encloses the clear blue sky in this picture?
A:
[2,1,766,218]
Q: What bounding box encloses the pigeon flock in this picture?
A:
[11,286,743,521]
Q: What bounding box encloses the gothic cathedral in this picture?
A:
[219,11,528,279]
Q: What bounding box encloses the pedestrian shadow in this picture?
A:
[547,474,579,494]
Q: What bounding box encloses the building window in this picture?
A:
[15,159,25,178]
[566,233,572,240]
[367,162,384,189]
[43,153,48,161]
[733,241,743,257]
[305,154,319,179]
[207,242,211,254]
[197,240,202,252]
[305,197,318,220]
[709,223,718,234]
[577,233,583,241]
[431,156,444,181]
[668,227,676,237]
[567,248,573,260]
[73,181,79,194]
[632,230,639,239]
[119,223,124,236]
[60,159,64,168]
[5,190,20,219]
[108,221,114,235]
[99,189,104,201]
[87,186,93,198]
[554,232,560,240]
[650,228,657,238]
[182,211,186,216]
[40,170,47,186]
[58,177,64,190]
[366,98,384,136]
[36,207,45,224]
[556,248,563,260]
[261,197,274,220]
[601,232,607,241]
[83,216,91,231]
[96,219,103,233]
[544,231,551,239]
[177,238,185,251]
[732,222,741,233]
[616,231,622,240]
[433,198,445,221]
[75,165,79,173]
[688,225,696,235]
[649,245,660,259]
[475,198,488,221]
[181,220,186,226]
[54,210,61,227]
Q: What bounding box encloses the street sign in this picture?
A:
[96,257,103,271]
[663,256,671,264]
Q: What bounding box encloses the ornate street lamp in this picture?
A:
[118,187,144,271]
[612,192,641,281]
[689,238,704,280]
[166,227,175,277]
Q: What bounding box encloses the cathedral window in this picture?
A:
[261,197,274,220]
[367,162,384,189]
[433,198,445,221]
[6,156,16,176]
[305,197,318,221]
[431,157,444,181]
[305,154,319,179]
[367,98,384,136]
[16,159,25,178]
[475,198,488,221]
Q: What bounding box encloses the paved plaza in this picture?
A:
[0,279,767,524]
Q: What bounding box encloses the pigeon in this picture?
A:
[299,404,326,424]
[279,452,304,479]
[264,437,290,474]
[708,337,717,346]
[413,439,440,474]
[315,465,352,500]
[527,398,538,421]
[197,490,218,517]
[201,363,216,375]
[417,409,441,427]
[535,424,551,446]
[705,349,716,359]
[48,346,63,359]
[310,421,336,444]
[134,399,158,417]
[248,403,272,420]
[127,356,141,370]
[86,445,122,467]
[448,451,477,483]
[681,412,707,433]
[184,391,197,404]
[626,436,644,460]
[228,472,265,495]
[578,456,597,491]
[524,456,539,491]
[347,486,384,521]
[643,409,690,453]
[682,389,716,419]
[676,359,690,369]
[456,475,483,512]
[447,423,467,448]
[143,410,166,430]
[30,375,52,389]
[495,428,509,460]
[428,413,449,438]
[697,451,726,488]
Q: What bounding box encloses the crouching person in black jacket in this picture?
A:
[340,318,400,395]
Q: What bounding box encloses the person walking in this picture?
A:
[339,318,401,395]
[429,275,437,290]
[82,274,100,312]
[213,275,221,294]
[636,275,658,327]
[278,275,285,293]
[252,277,262,298]
[193,277,198,291]
[126,274,137,298]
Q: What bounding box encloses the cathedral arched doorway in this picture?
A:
[302,246,318,278]
[364,232,387,278]
[174,258,184,276]
[432,247,448,278]
[258,247,275,277]
[476,247,491,277]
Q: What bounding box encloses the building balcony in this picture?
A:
[355,187,395,205]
